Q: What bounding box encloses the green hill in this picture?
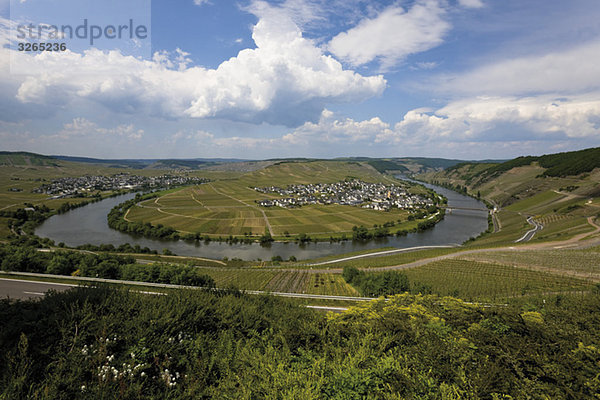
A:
[0,152,61,167]
[418,147,600,245]
[443,147,600,186]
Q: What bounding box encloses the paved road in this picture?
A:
[0,273,376,302]
[515,216,543,243]
[0,278,75,300]
[308,245,457,266]
[0,277,354,313]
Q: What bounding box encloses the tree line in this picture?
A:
[0,241,214,288]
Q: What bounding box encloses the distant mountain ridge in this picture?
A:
[52,155,252,169]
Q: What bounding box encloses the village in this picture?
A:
[254,180,434,211]
[33,174,209,198]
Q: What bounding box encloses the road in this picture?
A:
[308,245,457,266]
[0,278,74,300]
[515,216,544,243]
[0,273,376,302]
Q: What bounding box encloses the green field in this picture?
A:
[125,161,429,239]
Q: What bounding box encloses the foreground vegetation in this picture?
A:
[2,287,600,398]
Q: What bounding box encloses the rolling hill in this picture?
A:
[0,151,62,167]
[418,147,600,246]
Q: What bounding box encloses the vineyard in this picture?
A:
[264,270,310,292]
[175,267,360,295]
[535,214,569,225]
[402,259,592,301]
[307,273,359,296]
[460,250,600,279]
[194,268,277,290]
[532,216,595,242]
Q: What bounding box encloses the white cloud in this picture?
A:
[164,94,600,158]
[457,0,484,9]
[378,95,600,145]
[282,109,392,145]
[1,12,385,127]
[193,0,211,6]
[328,0,450,70]
[245,0,327,30]
[414,61,438,70]
[57,118,143,140]
[229,94,600,151]
[437,40,600,96]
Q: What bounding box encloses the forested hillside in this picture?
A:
[443,147,600,186]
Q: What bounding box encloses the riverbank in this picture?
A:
[36,182,489,261]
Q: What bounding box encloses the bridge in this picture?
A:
[440,206,490,213]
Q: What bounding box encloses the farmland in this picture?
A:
[124,161,435,240]
[0,156,230,240]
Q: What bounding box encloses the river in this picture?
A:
[35,180,489,260]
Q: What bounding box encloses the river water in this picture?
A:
[35,180,488,260]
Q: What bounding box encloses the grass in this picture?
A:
[301,247,398,264]
[505,190,563,213]
[402,259,592,301]
[129,254,228,268]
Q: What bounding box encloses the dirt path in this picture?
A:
[124,207,132,222]
[553,190,584,203]
[208,183,274,236]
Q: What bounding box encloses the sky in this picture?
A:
[1,0,599,160]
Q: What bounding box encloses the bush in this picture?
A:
[342,266,410,297]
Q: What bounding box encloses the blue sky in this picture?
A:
[1,0,599,160]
